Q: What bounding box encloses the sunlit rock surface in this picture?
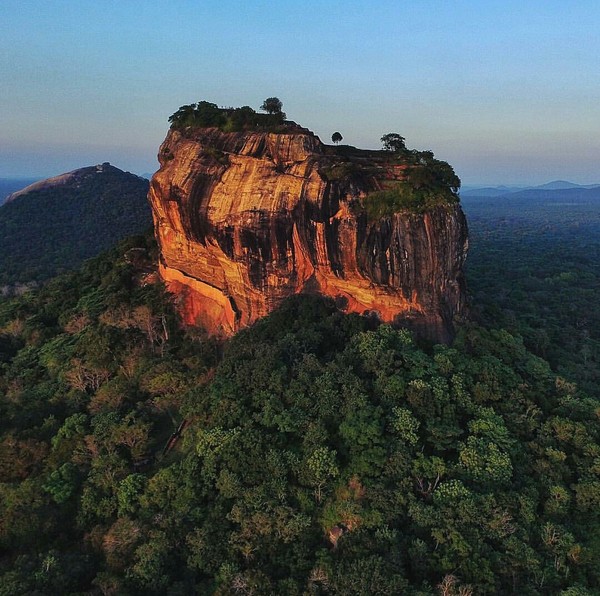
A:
[149,126,468,342]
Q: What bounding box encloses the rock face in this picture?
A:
[149,126,468,342]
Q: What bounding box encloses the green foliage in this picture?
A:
[117,473,147,516]
[224,105,258,132]
[320,160,363,182]
[260,96,284,115]
[463,191,600,392]
[168,100,286,132]
[433,479,472,503]
[363,180,459,218]
[0,233,220,591]
[346,140,463,219]
[381,132,406,152]
[407,156,461,194]
[1,202,600,592]
[391,406,420,445]
[52,413,88,448]
[458,436,513,484]
[306,447,339,486]
[0,165,151,286]
[43,462,79,504]
[168,100,226,128]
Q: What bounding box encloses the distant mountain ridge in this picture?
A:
[496,185,600,202]
[0,163,151,286]
[460,184,600,236]
[461,180,600,197]
[535,180,585,190]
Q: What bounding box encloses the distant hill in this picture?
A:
[0,163,151,287]
[535,179,583,190]
[0,177,41,206]
[460,185,526,197]
[460,185,600,234]
[496,185,600,203]
[461,180,600,198]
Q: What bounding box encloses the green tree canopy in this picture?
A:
[260,97,283,114]
[381,132,406,152]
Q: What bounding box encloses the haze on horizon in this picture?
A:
[1,1,599,187]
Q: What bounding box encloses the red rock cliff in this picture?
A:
[148,126,468,342]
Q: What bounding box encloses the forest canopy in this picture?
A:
[0,233,599,594]
[0,165,151,287]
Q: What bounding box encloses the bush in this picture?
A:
[169,101,285,132]
[363,182,458,219]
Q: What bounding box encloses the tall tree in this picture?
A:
[381,132,406,152]
[260,97,283,114]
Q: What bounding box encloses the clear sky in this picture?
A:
[1,0,599,185]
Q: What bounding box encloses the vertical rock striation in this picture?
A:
[148,125,468,342]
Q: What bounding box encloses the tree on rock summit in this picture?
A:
[381,132,406,152]
[260,97,284,114]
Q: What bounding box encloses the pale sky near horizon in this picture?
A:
[1,1,599,185]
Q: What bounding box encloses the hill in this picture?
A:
[460,181,600,198]
[0,104,599,592]
[535,180,585,190]
[490,185,600,204]
[0,177,41,206]
[0,163,151,288]
[460,185,526,197]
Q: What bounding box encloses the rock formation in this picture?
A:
[149,123,468,342]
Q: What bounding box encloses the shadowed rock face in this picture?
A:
[148,126,468,342]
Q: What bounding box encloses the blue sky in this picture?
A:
[1,1,599,185]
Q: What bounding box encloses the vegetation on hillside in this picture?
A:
[1,227,599,593]
[363,175,459,218]
[321,141,461,218]
[361,137,461,218]
[0,178,40,206]
[0,165,151,288]
[1,101,598,593]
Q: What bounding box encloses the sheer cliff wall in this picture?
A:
[148,126,468,342]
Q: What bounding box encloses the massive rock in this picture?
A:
[148,125,468,342]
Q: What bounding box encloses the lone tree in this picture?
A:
[331,132,343,145]
[260,97,283,114]
[381,133,406,153]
